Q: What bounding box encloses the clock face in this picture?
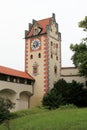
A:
[31,39,41,50]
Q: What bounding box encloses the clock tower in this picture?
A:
[25,13,61,107]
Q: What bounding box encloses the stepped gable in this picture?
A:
[26,17,52,37]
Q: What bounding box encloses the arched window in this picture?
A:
[51,41,53,46]
[54,65,57,75]
[56,44,58,48]
[51,53,53,59]
[38,53,41,58]
[30,54,33,59]
[56,56,58,60]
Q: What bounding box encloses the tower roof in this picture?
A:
[26,17,52,38]
[0,66,35,81]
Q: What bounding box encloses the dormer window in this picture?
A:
[33,23,41,36]
[34,28,38,35]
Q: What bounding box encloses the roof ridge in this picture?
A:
[0,65,24,72]
[0,65,35,80]
[37,17,52,22]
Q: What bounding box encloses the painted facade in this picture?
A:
[0,14,86,111]
[25,14,61,106]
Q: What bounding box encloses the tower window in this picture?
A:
[51,53,53,58]
[51,41,53,46]
[56,56,58,60]
[38,53,41,58]
[30,54,33,59]
[56,44,58,48]
[54,65,57,74]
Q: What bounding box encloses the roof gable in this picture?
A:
[26,17,52,38]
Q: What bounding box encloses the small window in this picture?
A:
[17,78,19,83]
[38,53,41,58]
[51,53,53,58]
[13,78,16,83]
[56,44,58,48]
[25,79,27,84]
[51,41,53,46]
[54,65,57,74]
[34,28,38,35]
[30,55,33,59]
[7,76,10,82]
[56,56,58,60]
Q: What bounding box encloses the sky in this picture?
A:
[0,0,87,71]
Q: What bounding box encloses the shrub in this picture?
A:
[0,96,15,123]
[42,79,87,109]
[59,104,77,109]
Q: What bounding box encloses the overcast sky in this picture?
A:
[0,0,87,71]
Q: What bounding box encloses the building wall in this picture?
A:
[48,21,61,89]
[61,67,85,83]
[25,16,62,107]
[0,80,33,111]
[25,35,49,106]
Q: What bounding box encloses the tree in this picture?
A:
[79,16,87,31]
[42,79,87,109]
[42,79,67,109]
[0,96,15,123]
[70,16,87,77]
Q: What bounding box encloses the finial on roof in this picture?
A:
[32,19,37,24]
[29,23,32,30]
[25,30,28,37]
[52,13,55,19]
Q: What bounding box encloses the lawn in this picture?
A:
[0,107,87,130]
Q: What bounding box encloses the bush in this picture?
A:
[42,79,67,109]
[42,79,87,109]
[0,96,15,123]
[59,104,77,109]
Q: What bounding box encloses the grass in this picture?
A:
[0,107,87,130]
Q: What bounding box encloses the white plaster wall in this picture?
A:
[61,67,85,83]
[48,23,61,89]
[0,81,33,110]
[61,67,79,75]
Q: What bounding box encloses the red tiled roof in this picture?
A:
[27,17,52,37]
[0,66,35,81]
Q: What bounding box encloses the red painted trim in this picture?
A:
[44,63,48,66]
[43,35,49,94]
[44,76,48,79]
[43,51,48,54]
[44,68,48,70]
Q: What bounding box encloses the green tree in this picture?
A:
[79,16,87,31]
[0,96,15,123]
[70,16,87,77]
[42,79,67,109]
[42,79,87,109]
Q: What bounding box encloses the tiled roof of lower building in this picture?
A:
[0,66,35,81]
